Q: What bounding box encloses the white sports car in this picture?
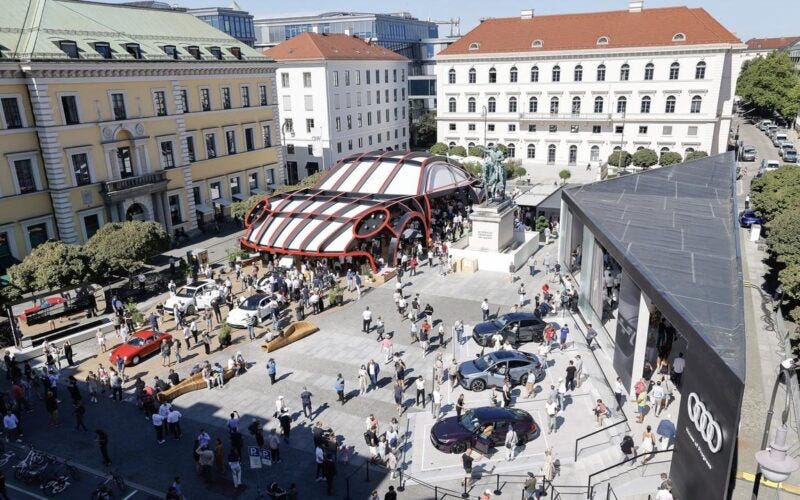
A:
[226,293,279,328]
[164,280,226,315]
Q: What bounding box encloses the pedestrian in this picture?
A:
[585,323,598,349]
[415,376,426,407]
[323,454,337,496]
[269,429,281,463]
[461,448,479,488]
[246,314,256,341]
[196,444,214,484]
[559,323,569,350]
[671,353,685,387]
[524,472,539,500]
[593,399,609,427]
[63,340,74,366]
[300,386,313,419]
[174,339,182,364]
[45,391,59,427]
[334,374,346,404]
[393,380,404,415]
[456,393,465,419]
[639,425,656,465]
[504,424,518,461]
[362,306,372,333]
[384,485,398,500]
[649,381,666,417]
[546,398,557,434]
[620,434,636,465]
[367,359,380,389]
[95,429,111,465]
[73,401,88,431]
[375,317,385,340]
[267,358,277,384]
[565,360,577,391]
[152,411,166,444]
[358,365,368,395]
[96,328,107,354]
[614,377,626,413]
[481,298,490,321]
[228,449,242,489]
[248,419,264,448]
[278,409,292,441]
[3,411,20,442]
[575,355,584,387]
[431,385,442,419]
[518,283,527,306]
[167,407,182,439]
[315,444,325,480]
[202,331,211,355]
[110,371,123,402]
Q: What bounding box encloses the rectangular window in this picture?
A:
[259,85,268,106]
[449,123,456,131]
[367,92,371,106]
[368,136,373,146]
[367,113,372,126]
[241,86,250,107]
[549,125,557,133]
[307,145,313,155]
[83,214,101,240]
[163,45,178,60]
[153,91,167,116]
[357,113,363,127]
[71,153,91,186]
[393,89,398,102]
[221,87,231,109]
[245,128,255,151]
[59,41,79,58]
[302,95,313,112]
[111,93,126,120]
[14,159,38,194]
[468,123,476,131]
[334,94,340,109]
[333,71,339,87]
[168,195,182,224]
[200,88,211,111]
[375,70,380,84]
[376,91,381,105]
[209,46,222,60]
[61,95,79,125]
[638,126,648,134]
[393,69,397,82]
[187,46,201,60]
[229,176,241,196]
[358,138,363,148]
[508,124,516,132]
[614,125,624,134]
[528,124,537,132]
[592,125,601,134]
[281,73,290,88]
[366,71,371,84]
[662,125,672,136]
[377,112,381,124]
[570,125,579,133]
[303,72,312,87]
[193,186,201,205]
[346,94,351,108]
[347,115,352,129]
[356,71,361,85]
[385,89,389,103]
[337,142,342,153]
[248,172,258,191]
[335,117,341,131]
[688,126,698,136]
[262,125,272,147]
[95,42,112,59]
[125,43,142,59]
[306,118,315,133]
[266,168,275,185]
[205,133,217,158]
[186,136,196,162]
[402,69,405,82]
[26,222,49,249]
[180,90,189,113]
[209,181,221,200]
[487,124,494,131]
[345,71,350,86]
[282,95,292,111]
[225,130,236,154]
[385,69,389,82]
[160,141,175,168]
[348,139,353,151]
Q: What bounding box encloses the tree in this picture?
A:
[461,161,483,177]
[412,112,437,148]
[274,171,326,195]
[766,207,800,266]
[685,151,709,162]
[468,146,485,157]
[535,216,549,232]
[607,150,632,168]
[659,151,683,166]
[449,145,467,157]
[737,52,800,122]
[84,221,170,278]
[7,241,89,293]
[494,144,508,155]
[429,142,449,155]
[230,195,262,221]
[632,148,658,169]
[750,166,800,222]
[559,169,572,184]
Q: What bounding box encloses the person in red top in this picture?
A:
[11,382,29,412]
[409,258,418,276]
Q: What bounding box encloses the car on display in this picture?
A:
[164,279,226,315]
[109,330,172,366]
[784,149,797,163]
[226,293,281,328]
[739,210,766,228]
[430,406,539,454]
[457,350,544,391]
[471,313,556,347]
[740,146,757,162]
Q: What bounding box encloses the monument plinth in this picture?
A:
[468,199,516,252]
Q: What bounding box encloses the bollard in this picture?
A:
[397,469,405,492]
[494,474,502,495]
[434,485,438,500]
[461,478,469,499]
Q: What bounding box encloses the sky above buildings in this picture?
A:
[109,0,800,41]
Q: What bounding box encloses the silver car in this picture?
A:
[457,350,544,392]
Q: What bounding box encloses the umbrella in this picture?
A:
[656,419,676,439]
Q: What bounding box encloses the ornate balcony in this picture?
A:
[101,171,169,204]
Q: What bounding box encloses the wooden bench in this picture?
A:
[157,368,236,403]
[261,320,319,353]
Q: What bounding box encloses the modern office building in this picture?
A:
[408,36,457,122]
[266,33,410,182]
[188,3,257,48]
[0,0,281,271]
[436,2,747,170]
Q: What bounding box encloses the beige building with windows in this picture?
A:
[0,0,281,274]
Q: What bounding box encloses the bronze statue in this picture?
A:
[482,145,507,201]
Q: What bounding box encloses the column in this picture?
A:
[170,80,197,231]
[629,291,651,395]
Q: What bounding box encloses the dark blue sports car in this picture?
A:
[738,210,765,228]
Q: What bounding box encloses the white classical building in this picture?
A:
[265,32,409,182]
[435,2,747,169]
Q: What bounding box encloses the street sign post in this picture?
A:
[261,448,272,466]
[248,446,261,469]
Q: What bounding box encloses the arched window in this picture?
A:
[449,142,456,147]
[468,142,475,148]
[597,36,609,45]
[508,97,517,113]
[568,145,577,165]
[547,144,556,164]
[510,66,518,83]
[550,96,559,115]
[530,66,539,82]
[448,68,456,84]
[636,146,645,151]
[665,95,676,113]
[532,39,543,48]
[590,145,600,161]
[488,67,497,83]
[571,96,581,115]
[695,61,706,80]
[574,65,583,82]
[507,144,516,158]
[528,96,538,113]
[468,97,476,113]
[487,97,496,113]
[672,33,686,42]
[468,68,476,84]
[616,96,627,114]
[552,65,561,82]
[448,97,456,113]
[685,147,695,156]
[690,95,702,114]
[597,64,606,82]
[669,62,680,80]
[487,142,494,148]
[660,147,670,154]
[644,63,654,80]
[527,144,536,159]
[468,42,480,50]
[594,96,604,113]
[620,63,630,81]
[640,96,651,113]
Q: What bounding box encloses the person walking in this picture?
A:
[63,340,74,366]
[671,353,685,388]
[3,411,20,442]
[614,377,626,413]
[266,358,277,384]
[431,385,442,420]
[300,387,313,419]
[456,393,466,419]
[620,434,636,465]
[228,449,242,489]
[362,307,372,333]
[152,411,166,444]
[367,359,380,390]
[565,361,577,392]
[202,331,211,355]
[415,376,426,408]
[334,374,346,405]
[246,315,256,341]
[95,429,111,466]
[504,424,518,461]
[649,381,666,418]
[639,425,656,465]
[358,365,369,395]
[593,399,609,427]
[559,323,569,351]
[248,419,264,448]
[574,355,584,388]
[322,454,337,496]
[518,284,527,307]
[461,448,480,488]
[214,438,226,474]
[268,429,281,463]
[73,401,87,431]
[481,299,490,321]
[546,398,558,434]
[393,380,404,415]
[167,407,182,439]
[315,445,325,481]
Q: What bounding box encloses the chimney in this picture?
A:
[344,28,351,36]
[520,9,534,20]
[629,1,643,12]
[311,25,319,33]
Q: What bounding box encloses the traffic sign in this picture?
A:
[261,448,272,466]
[248,446,261,469]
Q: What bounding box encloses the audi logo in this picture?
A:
[687,392,722,453]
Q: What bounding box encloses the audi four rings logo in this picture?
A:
[687,392,722,453]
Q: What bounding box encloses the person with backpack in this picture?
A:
[621,434,636,464]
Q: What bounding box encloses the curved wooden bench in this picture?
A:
[261,320,319,353]
[157,368,236,403]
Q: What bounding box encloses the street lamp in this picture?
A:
[752,358,800,498]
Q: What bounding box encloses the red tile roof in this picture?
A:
[745,37,800,50]
[439,6,741,56]
[264,32,407,61]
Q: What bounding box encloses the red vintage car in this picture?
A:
[18,297,66,322]
[109,330,172,366]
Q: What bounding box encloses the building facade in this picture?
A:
[266,33,409,182]
[408,37,457,122]
[435,3,746,169]
[0,0,281,271]
[188,4,257,48]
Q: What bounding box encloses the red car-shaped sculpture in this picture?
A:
[109,330,172,366]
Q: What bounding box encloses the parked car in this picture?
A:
[758,119,773,131]
[772,133,788,147]
[471,313,557,348]
[163,279,226,315]
[109,330,173,366]
[458,350,544,391]
[779,142,795,157]
[430,407,539,454]
[739,210,766,228]
[740,146,757,162]
[784,149,797,163]
[226,293,280,328]
[765,160,781,171]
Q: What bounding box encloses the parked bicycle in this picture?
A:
[45,455,80,481]
[0,451,15,468]
[13,446,48,485]
[40,473,71,496]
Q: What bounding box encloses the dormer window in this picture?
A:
[532,39,543,48]
[229,47,242,60]
[59,40,79,59]
[125,43,142,59]
[209,46,222,60]
[672,33,686,42]
[94,42,112,59]
[163,45,178,60]
[596,36,609,45]
[468,42,480,51]
[187,46,201,60]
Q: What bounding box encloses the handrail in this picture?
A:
[574,417,629,462]
[586,449,673,498]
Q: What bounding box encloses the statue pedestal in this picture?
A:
[468,200,515,252]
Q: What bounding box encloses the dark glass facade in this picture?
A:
[195,11,256,47]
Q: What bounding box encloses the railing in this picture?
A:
[103,171,167,194]
[521,112,614,121]
[586,449,673,498]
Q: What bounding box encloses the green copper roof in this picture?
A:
[0,0,270,62]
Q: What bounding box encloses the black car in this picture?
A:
[430,406,539,454]
[471,313,556,347]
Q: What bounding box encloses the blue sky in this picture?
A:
[125,0,799,41]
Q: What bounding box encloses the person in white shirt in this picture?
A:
[315,445,325,481]
[275,396,286,416]
[362,307,372,333]
[431,387,442,420]
[152,412,166,444]
[504,425,518,461]
[3,411,21,442]
[648,382,666,417]
[671,353,685,387]
[481,299,490,321]
[167,408,182,439]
